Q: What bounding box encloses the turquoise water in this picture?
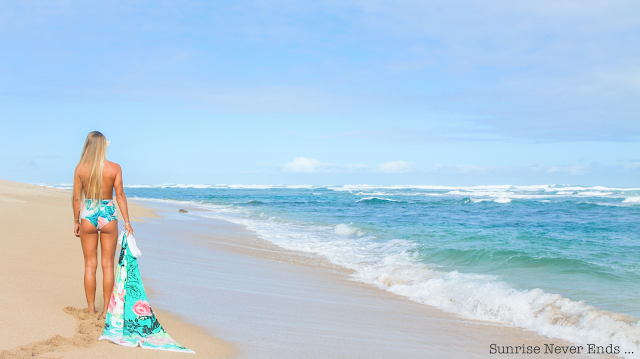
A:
[118,184,639,354]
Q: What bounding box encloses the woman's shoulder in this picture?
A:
[104,160,122,172]
[74,162,89,175]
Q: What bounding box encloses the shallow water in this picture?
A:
[53,183,640,356]
[133,205,599,359]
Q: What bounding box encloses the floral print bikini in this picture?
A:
[80,199,118,230]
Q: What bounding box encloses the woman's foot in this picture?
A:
[87,305,96,315]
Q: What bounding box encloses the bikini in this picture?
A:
[80,199,118,230]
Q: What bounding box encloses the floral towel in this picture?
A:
[99,231,195,353]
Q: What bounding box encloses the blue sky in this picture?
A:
[1,1,639,186]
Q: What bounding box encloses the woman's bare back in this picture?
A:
[76,160,121,199]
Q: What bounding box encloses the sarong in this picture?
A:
[99,231,195,353]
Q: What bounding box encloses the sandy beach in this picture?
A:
[0,180,620,358]
[0,179,235,358]
[4,2,637,358]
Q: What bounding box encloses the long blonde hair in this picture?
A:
[78,131,108,201]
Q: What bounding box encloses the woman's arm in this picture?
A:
[72,166,82,237]
[114,164,134,235]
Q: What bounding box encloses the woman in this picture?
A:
[72,131,134,316]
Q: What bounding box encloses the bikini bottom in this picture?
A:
[80,199,117,230]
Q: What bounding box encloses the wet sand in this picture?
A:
[133,200,617,359]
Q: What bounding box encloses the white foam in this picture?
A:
[354,191,391,196]
[466,197,512,204]
[334,223,364,236]
[327,184,515,192]
[549,186,640,192]
[451,190,546,200]
[468,198,492,203]
[175,184,213,189]
[41,183,72,190]
[172,200,640,358]
[383,271,640,359]
[622,197,640,204]
[494,197,512,203]
[575,191,615,197]
[554,191,576,195]
[353,191,446,197]
[228,184,276,189]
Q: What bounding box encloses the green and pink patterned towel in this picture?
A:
[99,231,195,354]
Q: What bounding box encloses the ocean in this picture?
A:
[58,183,640,355]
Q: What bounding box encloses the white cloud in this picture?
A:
[282,157,332,173]
[282,157,412,174]
[378,161,415,173]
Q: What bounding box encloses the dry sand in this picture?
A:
[0,179,235,358]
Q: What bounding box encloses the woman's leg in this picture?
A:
[99,219,119,316]
[80,220,99,314]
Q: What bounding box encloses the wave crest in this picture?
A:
[334,223,364,236]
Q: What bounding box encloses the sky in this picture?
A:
[1,0,639,186]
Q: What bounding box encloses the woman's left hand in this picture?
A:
[124,222,134,236]
[74,222,81,237]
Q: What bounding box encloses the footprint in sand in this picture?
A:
[0,307,104,359]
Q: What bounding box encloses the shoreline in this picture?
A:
[132,198,619,359]
[0,180,624,358]
[0,179,236,358]
[126,189,640,359]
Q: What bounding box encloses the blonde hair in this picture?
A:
[78,131,108,201]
